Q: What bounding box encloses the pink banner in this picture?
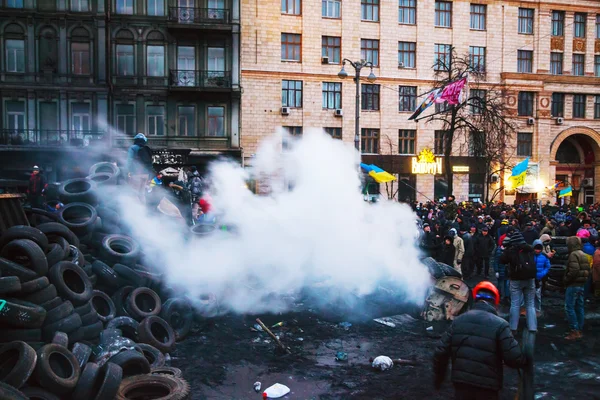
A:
[434,77,467,105]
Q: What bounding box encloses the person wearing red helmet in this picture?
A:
[433,281,527,399]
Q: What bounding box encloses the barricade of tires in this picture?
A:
[0,162,194,399]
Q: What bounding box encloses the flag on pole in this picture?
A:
[558,186,573,198]
[434,77,467,105]
[408,89,441,120]
[360,163,397,183]
[508,158,529,188]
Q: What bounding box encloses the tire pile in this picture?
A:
[0,162,194,399]
[547,236,568,293]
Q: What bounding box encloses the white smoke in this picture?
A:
[115,129,430,315]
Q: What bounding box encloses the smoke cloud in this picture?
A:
[114,129,430,315]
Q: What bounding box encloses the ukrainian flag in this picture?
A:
[558,186,572,198]
[509,158,529,188]
[360,163,397,183]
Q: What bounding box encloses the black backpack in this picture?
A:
[510,248,537,280]
[137,145,153,167]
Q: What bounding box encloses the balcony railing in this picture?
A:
[1,72,98,86]
[169,70,232,89]
[0,130,106,147]
[168,7,230,24]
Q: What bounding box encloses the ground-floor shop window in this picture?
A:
[397,175,416,203]
[434,176,447,200]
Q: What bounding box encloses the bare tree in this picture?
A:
[381,134,400,200]
[419,47,516,200]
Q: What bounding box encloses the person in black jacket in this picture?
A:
[474,226,495,277]
[433,281,527,400]
[439,236,456,266]
[421,223,439,258]
[522,222,538,245]
[27,165,47,209]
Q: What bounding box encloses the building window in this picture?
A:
[470,89,486,114]
[435,102,450,113]
[470,4,486,30]
[361,0,379,22]
[550,52,563,75]
[469,131,485,157]
[517,133,532,156]
[147,45,165,77]
[71,0,89,12]
[398,0,416,25]
[207,106,225,136]
[595,56,600,77]
[434,43,451,71]
[517,50,533,73]
[435,1,452,27]
[572,54,585,76]
[552,11,564,36]
[574,13,587,38]
[282,80,303,108]
[360,39,379,66]
[283,126,302,137]
[597,15,600,39]
[71,42,90,75]
[398,129,415,154]
[5,39,24,73]
[518,8,534,34]
[398,41,416,68]
[71,103,90,132]
[518,92,534,116]
[147,0,164,15]
[5,101,26,132]
[322,0,341,18]
[116,104,135,135]
[361,128,379,154]
[434,130,445,155]
[322,82,342,109]
[398,86,416,112]
[116,0,134,14]
[595,96,600,119]
[573,94,586,118]
[282,0,301,15]
[6,0,24,8]
[281,33,301,62]
[177,106,195,136]
[469,46,485,72]
[147,105,165,136]
[325,127,342,139]
[551,93,564,117]
[322,36,341,64]
[361,84,380,111]
[116,44,134,76]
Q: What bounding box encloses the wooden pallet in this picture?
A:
[0,193,29,233]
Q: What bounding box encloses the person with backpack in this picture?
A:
[564,236,591,340]
[126,133,154,176]
[188,169,203,219]
[500,231,537,335]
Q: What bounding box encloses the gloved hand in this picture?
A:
[496,272,499,279]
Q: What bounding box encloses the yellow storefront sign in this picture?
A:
[412,148,443,175]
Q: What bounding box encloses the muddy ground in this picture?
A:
[172,282,600,400]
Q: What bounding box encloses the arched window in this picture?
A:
[70,27,91,75]
[39,26,58,72]
[115,29,135,76]
[4,23,25,73]
[146,31,165,77]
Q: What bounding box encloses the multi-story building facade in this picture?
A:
[241,0,600,205]
[0,0,240,186]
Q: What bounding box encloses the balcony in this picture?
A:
[0,72,99,87]
[0,130,106,148]
[168,7,231,28]
[113,135,232,151]
[169,70,232,90]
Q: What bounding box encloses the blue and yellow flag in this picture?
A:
[558,186,572,198]
[509,158,529,188]
[360,163,397,183]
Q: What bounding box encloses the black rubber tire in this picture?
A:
[107,350,151,378]
[42,313,82,341]
[112,286,135,317]
[48,236,70,258]
[20,386,61,400]
[0,225,48,252]
[138,316,176,354]
[20,276,49,295]
[33,344,80,395]
[0,328,42,343]
[80,320,104,341]
[51,331,69,348]
[0,276,21,294]
[71,342,92,368]
[80,308,100,325]
[92,260,120,289]
[151,366,183,378]
[89,273,98,287]
[0,341,37,389]
[0,257,37,282]
[74,301,92,316]
[24,206,60,224]
[98,221,122,235]
[44,301,74,325]
[58,178,98,205]
[82,263,93,277]
[113,263,144,287]
[99,328,123,344]
[95,362,123,400]
[20,284,57,305]
[58,203,98,235]
[96,206,120,225]
[160,298,193,342]
[0,298,47,329]
[40,297,62,311]
[106,316,139,342]
[88,162,120,179]
[0,239,48,277]
[125,287,162,321]
[138,343,166,368]
[115,374,190,400]
[90,290,116,323]
[48,262,93,306]
[101,235,140,266]
[72,362,100,399]
[67,327,85,346]
[0,382,28,400]
[37,223,80,248]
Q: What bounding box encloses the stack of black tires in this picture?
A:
[547,236,568,293]
[0,162,194,399]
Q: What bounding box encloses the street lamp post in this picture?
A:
[338,59,377,153]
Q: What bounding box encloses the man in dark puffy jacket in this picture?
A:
[474,226,495,277]
[126,133,154,176]
[564,236,591,340]
[433,281,527,400]
[421,223,439,258]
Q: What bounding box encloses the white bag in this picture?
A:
[263,383,290,398]
[372,355,393,371]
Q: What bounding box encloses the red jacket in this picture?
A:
[28,173,47,196]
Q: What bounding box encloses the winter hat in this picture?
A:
[540,233,552,244]
[502,237,510,246]
[510,232,526,246]
[32,165,39,170]
[576,229,591,239]
[501,219,509,225]
[134,133,148,142]
[423,223,430,228]
[482,226,489,232]
[449,228,457,237]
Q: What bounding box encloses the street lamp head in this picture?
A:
[367,68,377,83]
[338,65,348,79]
